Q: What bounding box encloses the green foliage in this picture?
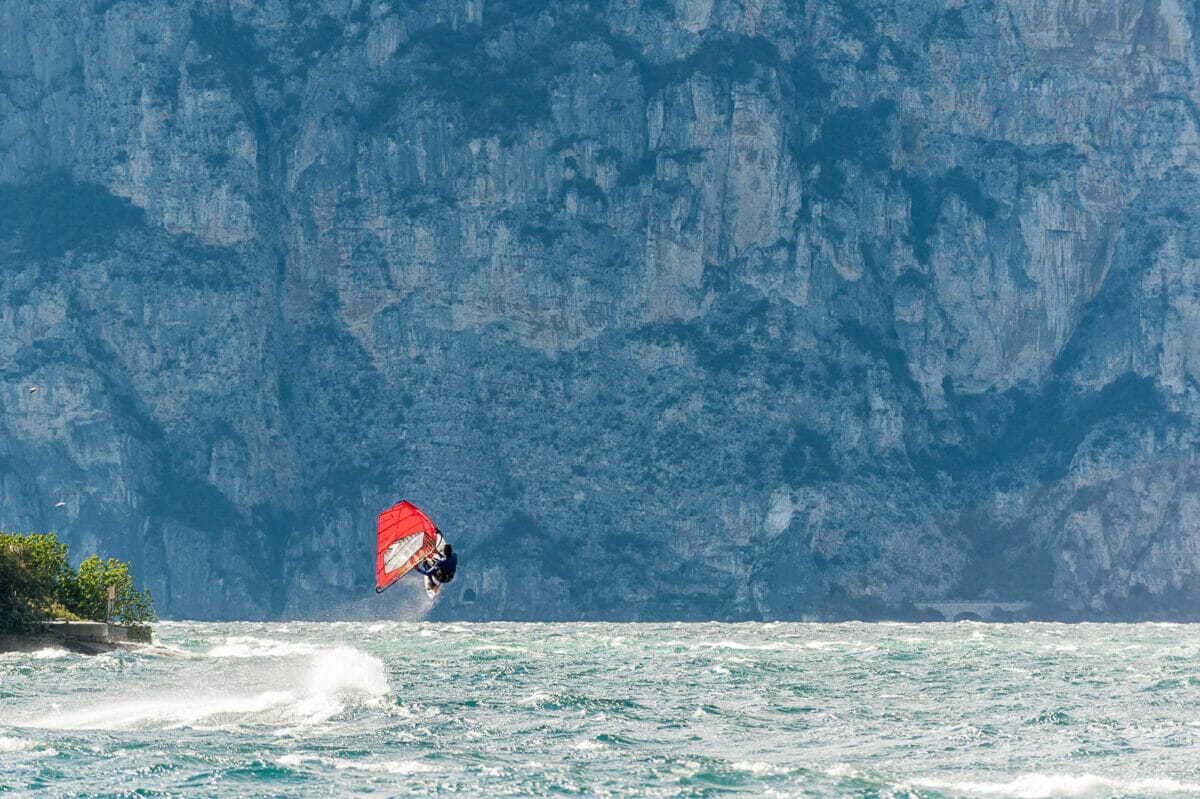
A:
[0,532,72,632]
[0,532,155,633]
[17,533,73,589]
[71,556,157,625]
[0,538,42,632]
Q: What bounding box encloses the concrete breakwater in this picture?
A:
[0,621,160,656]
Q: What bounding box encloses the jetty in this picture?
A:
[0,620,160,656]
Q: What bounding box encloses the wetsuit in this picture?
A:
[417,551,457,584]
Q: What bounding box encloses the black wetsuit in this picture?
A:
[417,551,457,583]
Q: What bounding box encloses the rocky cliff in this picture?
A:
[3,0,1200,620]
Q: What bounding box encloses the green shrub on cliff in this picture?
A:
[0,532,155,633]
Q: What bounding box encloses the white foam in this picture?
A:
[206,637,322,658]
[572,739,605,751]
[0,647,73,661]
[277,753,431,774]
[731,761,789,776]
[0,735,32,752]
[470,645,527,653]
[908,774,1200,798]
[0,735,56,758]
[666,639,797,651]
[520,691,553,705]
[367,622,400,633]
[31,647,72,659]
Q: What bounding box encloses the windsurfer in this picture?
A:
[416,540,457,594]
[375,500,445,594]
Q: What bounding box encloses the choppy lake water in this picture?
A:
[3,621,1200,797]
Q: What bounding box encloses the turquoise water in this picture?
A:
[3,622,1200,797]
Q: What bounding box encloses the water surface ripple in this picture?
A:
[3,622,1200,797]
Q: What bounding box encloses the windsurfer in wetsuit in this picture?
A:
[415,540,457,593]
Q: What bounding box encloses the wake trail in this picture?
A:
[5,644,391,732]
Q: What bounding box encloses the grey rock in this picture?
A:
[2,0,1199,620]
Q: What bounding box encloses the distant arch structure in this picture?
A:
[912,600,1032,622]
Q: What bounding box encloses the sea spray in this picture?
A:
[291,646,391,725]
[6,638,391,732]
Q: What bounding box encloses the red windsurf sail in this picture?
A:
[375,500,440,593]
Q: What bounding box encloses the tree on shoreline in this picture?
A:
[0,532,156,633]
[70,555,156,625]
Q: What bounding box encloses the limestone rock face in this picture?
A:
[3,0,1200,619]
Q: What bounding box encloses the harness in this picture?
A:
[429,552,457,583]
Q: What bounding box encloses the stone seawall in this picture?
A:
[0,622,157,655]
